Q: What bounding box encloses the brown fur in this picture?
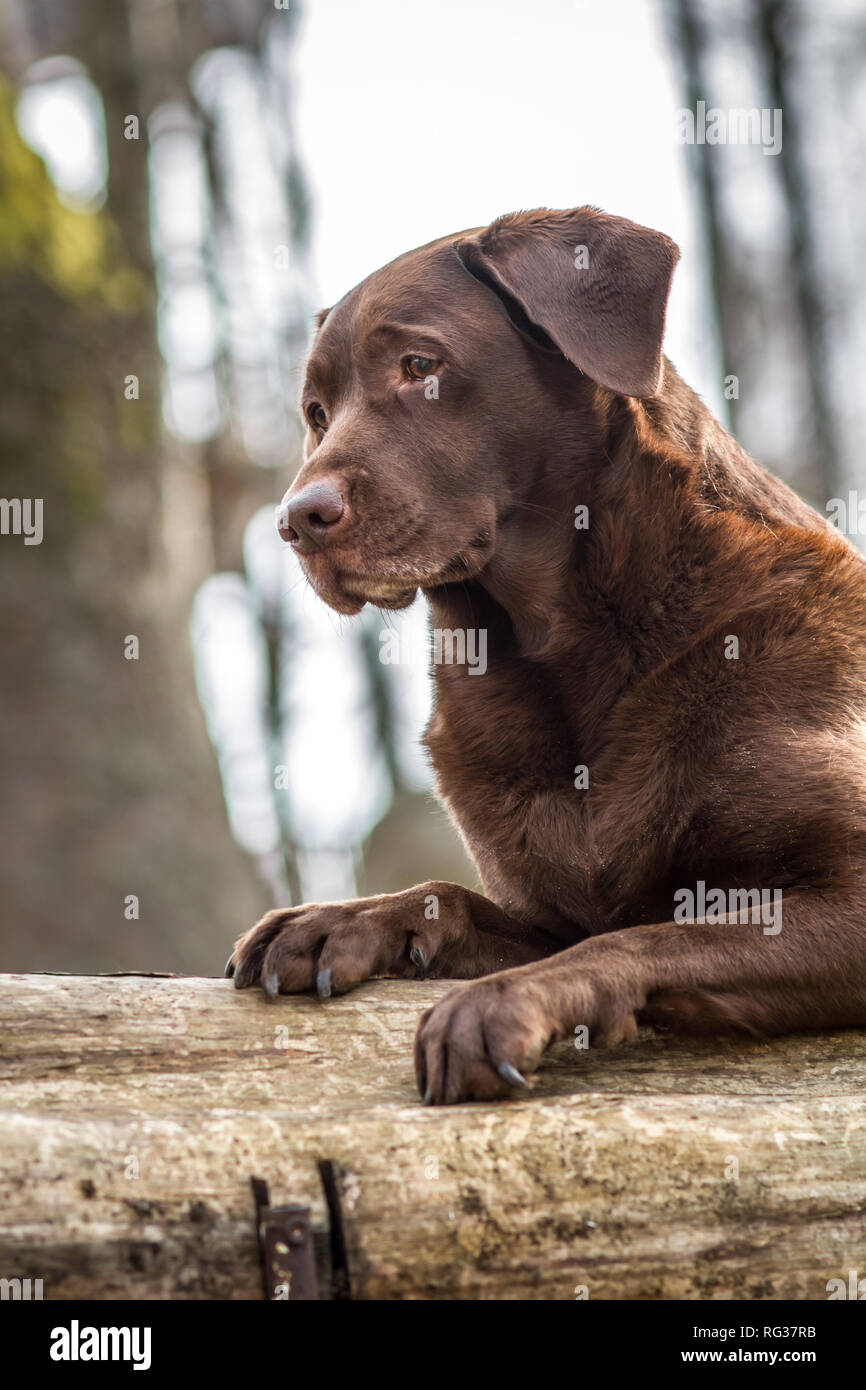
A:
[228,207,866,1104]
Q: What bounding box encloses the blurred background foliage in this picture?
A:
[0,0,864,972]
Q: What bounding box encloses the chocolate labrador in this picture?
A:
[226,207,866,1104]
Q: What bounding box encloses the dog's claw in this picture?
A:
[224,953,235,979]
[316,968,332,999]
[497,1061,528,1088]
[423,1086,434,1106]
[410,945,427,974]
[263,970,280,1000]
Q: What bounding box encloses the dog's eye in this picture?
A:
[404,355,436,380]
[308,404,328,430]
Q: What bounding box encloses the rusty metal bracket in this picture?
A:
[251,1176,318,1301]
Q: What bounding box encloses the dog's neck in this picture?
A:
[434,361,828,668]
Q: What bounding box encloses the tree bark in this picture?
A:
[1,972,865,1300]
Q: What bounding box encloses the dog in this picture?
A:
[226,206,866,1105]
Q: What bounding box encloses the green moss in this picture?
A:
[0,75,161,556]
[0,75,148,312]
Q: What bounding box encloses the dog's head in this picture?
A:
[278,207,679,615]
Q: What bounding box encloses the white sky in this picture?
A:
[293,0,725,416]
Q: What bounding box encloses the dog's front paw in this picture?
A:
[224,888,462,1000]
[224,882,523,1001]
[226,902,399,999]
[413,972,557,1105]
[413,959,642,1104]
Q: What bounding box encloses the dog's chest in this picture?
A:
[423,656,613,925]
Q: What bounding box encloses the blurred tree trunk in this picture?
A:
[0,54,264,972]
[753,0,843,500]
[665,0,845,506]
[668,0,744,443]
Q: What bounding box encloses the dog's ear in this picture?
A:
[454,207,679,398]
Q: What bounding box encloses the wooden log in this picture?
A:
[1,971,865,1300]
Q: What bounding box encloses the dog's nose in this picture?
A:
[277,481,345,553]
